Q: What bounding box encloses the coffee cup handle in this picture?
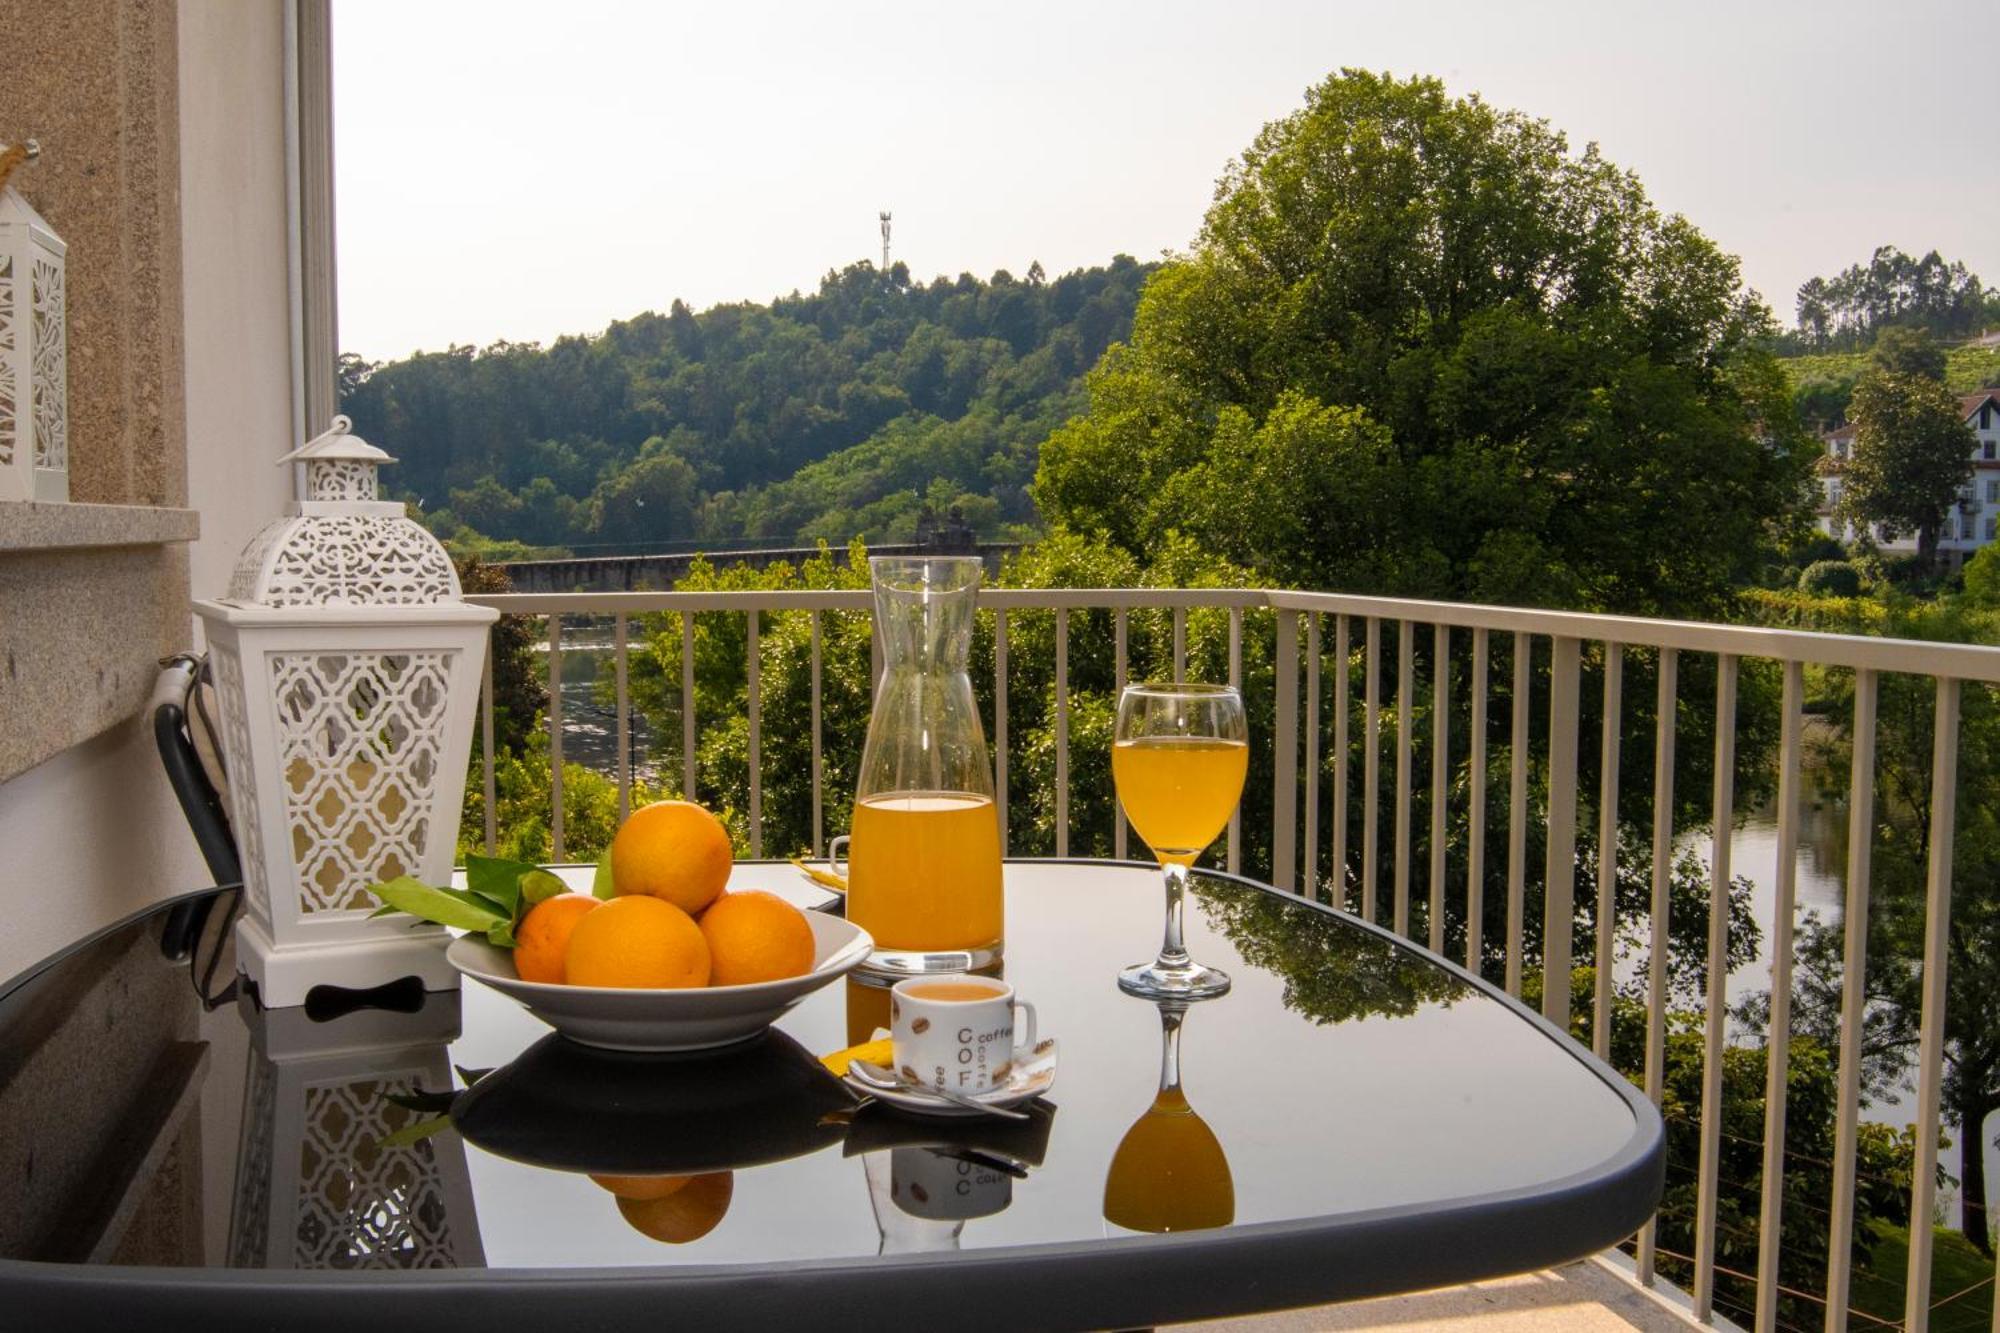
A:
[828,835,849,880]
[1012,1000,1037,1052]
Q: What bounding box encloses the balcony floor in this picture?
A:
[1179,1260,1707,1332]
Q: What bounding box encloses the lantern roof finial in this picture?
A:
[277,414,393,467]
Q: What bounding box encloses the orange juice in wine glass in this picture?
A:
[1112,683,1245,999]
[1111,737,1248,864]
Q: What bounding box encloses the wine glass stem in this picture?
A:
[1158,860,1192,970]
[1158,1004,1185,1098]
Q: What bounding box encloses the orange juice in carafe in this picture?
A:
[848,792,1002,953]
[848,556,1003,974]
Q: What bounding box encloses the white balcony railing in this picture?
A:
[467,585,2000,1333]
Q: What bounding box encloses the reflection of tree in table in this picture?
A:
[1192,879,1470,1025]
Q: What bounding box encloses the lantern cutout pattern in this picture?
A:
[0,148,67,501]
[196,416,497,1007]
[227,994,483,1271]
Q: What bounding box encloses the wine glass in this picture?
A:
[1112,683,1246,999]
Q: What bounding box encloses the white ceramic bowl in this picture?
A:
[446,911,873,1052]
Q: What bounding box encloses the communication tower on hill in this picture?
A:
[879,211,892,271]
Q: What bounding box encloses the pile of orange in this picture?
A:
[511,800,816,990]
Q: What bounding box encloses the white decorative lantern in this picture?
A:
[0,142,68,502]
[196,416,498,1007]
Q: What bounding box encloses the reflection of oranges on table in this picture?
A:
[700,890,815,986]
[565,895,711,989]
[590,1173,692,1202]
[613,1171,734,1243]
[512,893,602,983]
[612,800,733,914]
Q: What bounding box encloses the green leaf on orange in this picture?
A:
[367,876,509,933]
[592,851,617,900]
[519,868,567,905]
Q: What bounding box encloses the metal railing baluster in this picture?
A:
[1753,660,1803,1333]
[1229,605,1244,875]
[994,610,1008,857]
[1637,647,1677,1286]
[1544,636,1581,1028]
[747,610,762,859]
[614,614,631,822]
[1693,653,1739,1322]
[1593,644,1622,1061]
[1333,615,1350,912]
[1272,610,1299,891]
[1055,607,1069,860]
[1112,608,1126,860]
[1903,677,1963,1333]
[1430,623,1449,953]
[1363,617,1381,923]
[1395,619,1414,937]
[548,614,565,863]
[681,611,696,802]
[1173,606,1187,681]
[1824,668,1876,1331]
[1305,613,1321,902]
[481,638,497,856]
[810,611,822,857]
[1506,633,1530,997]
[1467,627,1488,972]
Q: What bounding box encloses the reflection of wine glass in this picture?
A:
[1113,683,1246,999]
[1103,1001,1234,1234]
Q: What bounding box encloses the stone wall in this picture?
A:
[0,0,197,779]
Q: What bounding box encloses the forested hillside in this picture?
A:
[338,257,1153,554]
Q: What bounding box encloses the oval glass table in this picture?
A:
[0,861,1661,1331]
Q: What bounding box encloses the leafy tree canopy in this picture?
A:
[1793,245,1996,353]
[1035,70,1812,617]
[339,258,1153,553]
[1838,365,1976,565]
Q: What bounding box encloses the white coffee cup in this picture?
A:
[889,974,1037,1095]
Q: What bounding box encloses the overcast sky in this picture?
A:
[333,0,1996,363]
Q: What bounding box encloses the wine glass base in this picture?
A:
[1117,960,1231,1001]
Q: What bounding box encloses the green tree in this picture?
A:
[1036,69,1812,618]
[1839,367,1974,569]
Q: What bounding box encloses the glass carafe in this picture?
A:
[847,556,1004,976]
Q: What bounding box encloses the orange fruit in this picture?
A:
[611,800,734,914]
[590,1173,691,1201]
[512,893,602,984]
[700,890,816,987]
[564,894,711,989]
[615,1171,733,1244]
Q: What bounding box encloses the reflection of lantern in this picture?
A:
[229,992,484,1270]
[0,142,68,502]
[195,416,497,1007]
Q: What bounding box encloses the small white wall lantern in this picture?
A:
[196,416,498,1007]
[0,140,68,502]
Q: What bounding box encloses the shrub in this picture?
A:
[1798,560,1862,597]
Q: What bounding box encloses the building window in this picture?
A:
[1964,514,1978,540]
[1986,516,1997,542]
[1986,441,1996,461]
[1988,480,1999,504]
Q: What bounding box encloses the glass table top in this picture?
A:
[0,862,1647,1277]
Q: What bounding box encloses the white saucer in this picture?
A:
[843,1038,1059,1117]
